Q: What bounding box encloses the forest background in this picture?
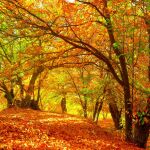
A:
[0,0,149,148]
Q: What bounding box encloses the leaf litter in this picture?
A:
[0,108,143,150]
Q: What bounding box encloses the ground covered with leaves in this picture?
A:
[0,108,144,150]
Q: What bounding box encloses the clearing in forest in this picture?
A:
[0,108,143,150]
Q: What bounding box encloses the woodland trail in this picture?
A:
[0,108,144,150]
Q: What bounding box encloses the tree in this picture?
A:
[54,0,132,141]
[132,0,150,147]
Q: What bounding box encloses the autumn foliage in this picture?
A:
[0,0,149,149]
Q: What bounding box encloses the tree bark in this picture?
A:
[93,95,103,123]
[124,84,133,141]
[93,100,99,122]
[105,13,132,141]
[61,97,67,113]
[4,88,14,107]
[21,66,44,108]
[109,101,123,130]
[83,94,88,118]
[1,82,14,107]
[95,101,103,123]
[134,116,150,148]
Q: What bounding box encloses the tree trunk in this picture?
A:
[93,94,101,122]
[30,99,40,110]
[21,95,31,108]
[21,98,40,110]
[105,12,133,141]
[61,97,67,113]
[22,66,44,109]
[14,99,22,107]
[83,94,87,118]
[17,76,24,101]
[93,100,99,121]
[109,101,123,130]
[2,82,14,108]
[134,121,149,148]
[4,88,14,107]
[93,97,103,123]
[124,84,133,142]
[95,101,103,123]
[133,12,150,148]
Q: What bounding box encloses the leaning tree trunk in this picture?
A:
[21,66,44,109]
[95,101,103,123]
[33,77,42,110]
[109,100,123,130]
[107,87,123,130]
[93,95,103,123]
[93,100,100,122]
[93,88,106,123]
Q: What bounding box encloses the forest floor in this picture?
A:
[0,108,146,150]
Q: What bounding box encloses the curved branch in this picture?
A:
[52,32,124,86]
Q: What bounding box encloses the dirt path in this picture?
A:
[0,108,143,150]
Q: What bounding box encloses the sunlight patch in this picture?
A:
[65,0,75,3]
[39,117,83,123]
